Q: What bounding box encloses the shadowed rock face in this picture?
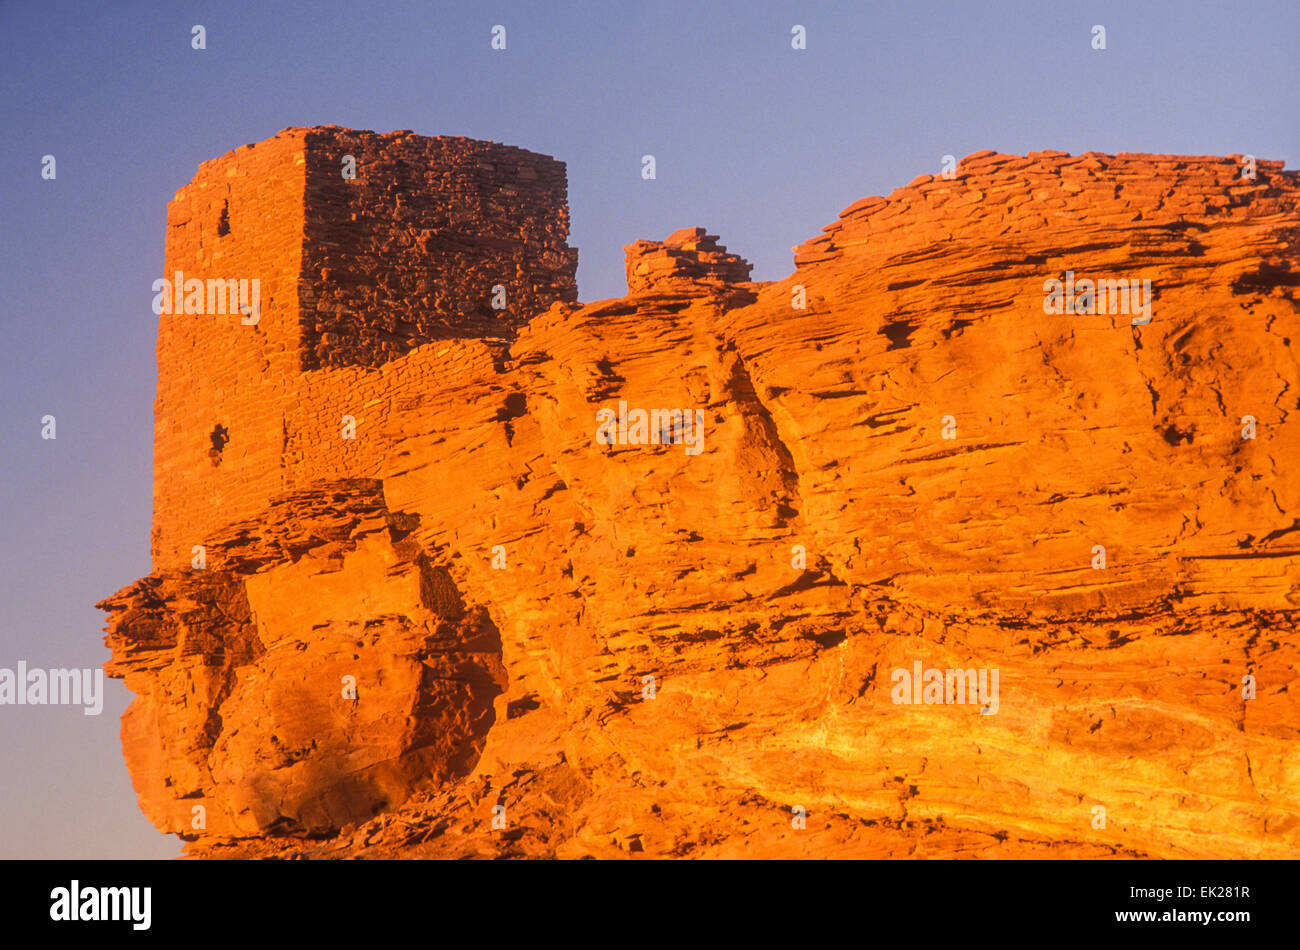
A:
[100,482,506,838]
[101,139,1300,858]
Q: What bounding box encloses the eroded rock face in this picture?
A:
[101,141,1300,858]
[101,482,505,839]
[624,227,754,294]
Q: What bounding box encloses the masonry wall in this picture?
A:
[299,127,578,369]
[152,131,308,568]
[151,127,578,568]
[276,340,509,496]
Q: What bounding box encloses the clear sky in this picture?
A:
[0,0,1295,859]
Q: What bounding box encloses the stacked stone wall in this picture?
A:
[150,127,578,567]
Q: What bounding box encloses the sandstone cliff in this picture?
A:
[101,135,1300,858]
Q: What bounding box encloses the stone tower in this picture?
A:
[150,127,578,567]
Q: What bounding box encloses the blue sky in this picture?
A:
[0,0,1296,858]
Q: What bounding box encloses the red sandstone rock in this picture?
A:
[624,227,753,294]
[101,134,1300,859]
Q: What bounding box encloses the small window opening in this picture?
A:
[209,423,230,466]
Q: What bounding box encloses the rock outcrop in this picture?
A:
[624,227,753,294]
[101,133,1300,858]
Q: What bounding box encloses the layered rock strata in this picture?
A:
[624,227,754,294]
[101,138,1300,858]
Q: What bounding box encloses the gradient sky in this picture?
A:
[1,0,1296,859]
